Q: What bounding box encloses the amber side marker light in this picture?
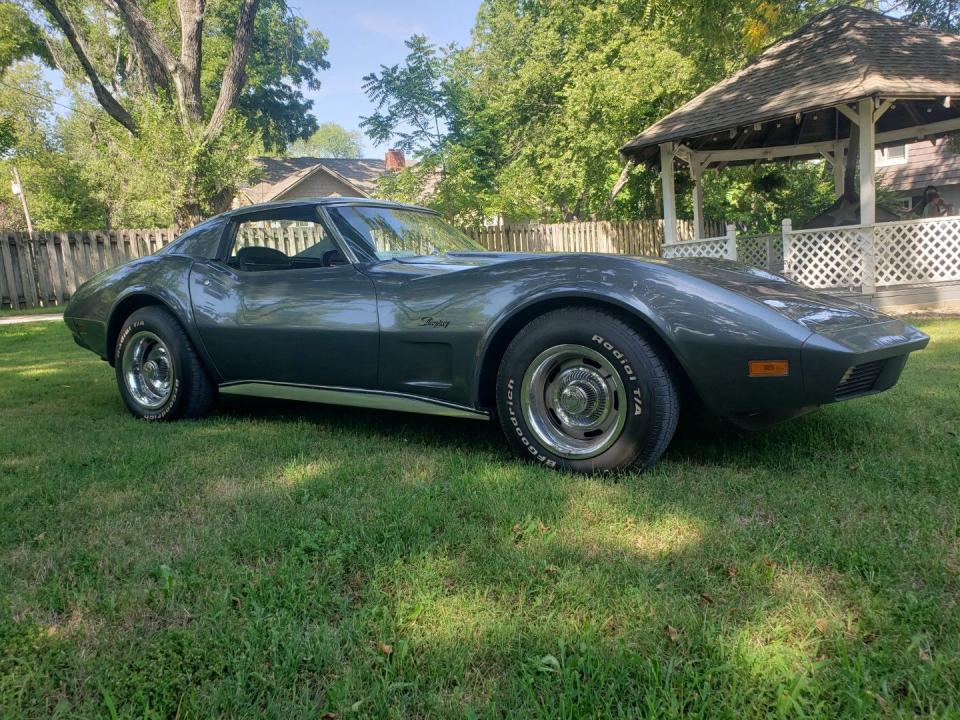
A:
[748,360,789,377]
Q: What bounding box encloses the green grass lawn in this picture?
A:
[1,319,958,719]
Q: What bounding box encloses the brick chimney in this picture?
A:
[384,148,406,171]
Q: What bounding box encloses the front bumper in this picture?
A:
[728,318,928,429]
[800,318,929,405]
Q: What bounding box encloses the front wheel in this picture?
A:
[495,308,679,472]
[115,306,215,421]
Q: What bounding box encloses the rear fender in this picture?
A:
[102,259,223,381]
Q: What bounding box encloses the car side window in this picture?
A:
[227,213,348,272]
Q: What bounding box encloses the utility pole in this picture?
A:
[10,166,33,235]
[10,165,42,306]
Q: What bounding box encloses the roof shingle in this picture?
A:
[621,6,960,164]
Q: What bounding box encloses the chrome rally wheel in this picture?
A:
[121,330,174,410]
[114,306,215,421]
[496,308,680,473]
[520,344,627,459]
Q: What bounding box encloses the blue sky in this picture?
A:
[295,1,480,157]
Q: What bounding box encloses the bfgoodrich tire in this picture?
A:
[495,308,679,472]
[114,306,215,421]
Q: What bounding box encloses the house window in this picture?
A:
[876,144,908,167]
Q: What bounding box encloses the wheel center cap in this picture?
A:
[559,385,589,415]
[143,360,159,381]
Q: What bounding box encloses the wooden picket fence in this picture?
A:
[1,218,721,309]
[1,229,177,310]
[466,218,722,255]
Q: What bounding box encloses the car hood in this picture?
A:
[395,252,891,334]
[659,257,891,332]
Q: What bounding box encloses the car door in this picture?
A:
[189,205,379,389]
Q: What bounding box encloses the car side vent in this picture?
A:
[835,360,886,400]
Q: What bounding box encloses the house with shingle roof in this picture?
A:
[234,150,406,207]
[878,139,960,214]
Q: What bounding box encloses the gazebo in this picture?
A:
[620,5,960,311]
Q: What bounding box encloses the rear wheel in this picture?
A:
[495,308,679,472]
[115,306,215,421]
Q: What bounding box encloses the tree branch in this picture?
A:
[107,0,176,99]
[204,0,260,141]
[36,0,137,133]
[603,160,635,214]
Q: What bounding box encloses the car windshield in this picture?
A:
[328,205,484,261]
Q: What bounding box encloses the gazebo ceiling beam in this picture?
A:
[715,127,755,171]
[674,115,960,168]
[875,115,960,143]
[874,99,894,122]
[903,100,925,127]
[836,103,860,126]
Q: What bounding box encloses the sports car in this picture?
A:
[64,198,928,472]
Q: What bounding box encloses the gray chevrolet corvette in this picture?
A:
[64,198,928,472]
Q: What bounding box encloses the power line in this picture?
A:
[0,76,104,122]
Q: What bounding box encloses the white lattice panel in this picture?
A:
[737,234,780,270]
[662,236,728,259]
[875,216,960,286]
[784,227,864,289]
[770,234,784,272]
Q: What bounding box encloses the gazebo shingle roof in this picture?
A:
[621,6,960,165]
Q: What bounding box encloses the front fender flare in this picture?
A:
[472,284,689,408]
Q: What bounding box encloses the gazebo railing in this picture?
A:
[782,220,866,290]
[662,214,960,295]
[661,225,737,260]
[737,233,783,273]
[874,215,960,286]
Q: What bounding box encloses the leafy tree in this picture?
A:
[52,95,257,228]
[369,2,697,222]
[23,0,329,225]
[368,0,938,229]
[289,122,363,158]
[0,2,51,72]
[361,35,453,158]
[879,0,960,31]
[469,7,695,220]
[225,2,330,152]
[699,163,836,234]
[0,62,103,229]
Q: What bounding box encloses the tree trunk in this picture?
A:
[204,0,260,141]
[109,0,176,95]
[177,0,205,123]
[602,160,635,215]
[844,119,860,200]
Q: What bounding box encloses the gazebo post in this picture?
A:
[857,98,877,294]
[659,143,678,244]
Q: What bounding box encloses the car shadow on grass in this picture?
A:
[211,392,875,477]
[214,393,509,453]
